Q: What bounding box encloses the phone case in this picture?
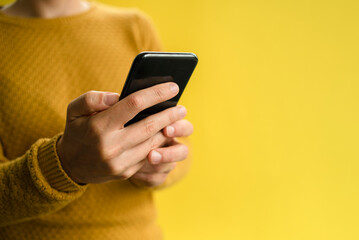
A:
[120,52,198,126]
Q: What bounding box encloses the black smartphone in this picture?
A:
[119,52,198,126]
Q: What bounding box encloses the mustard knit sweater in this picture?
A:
[0,2,189,239]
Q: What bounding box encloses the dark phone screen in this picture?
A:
[120,52,198,126]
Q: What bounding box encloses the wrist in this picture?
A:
[36,134,86,192]
[56,135,86,185]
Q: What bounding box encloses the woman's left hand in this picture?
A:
[129,119,193,187]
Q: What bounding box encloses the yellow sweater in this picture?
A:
[0,2,189,239]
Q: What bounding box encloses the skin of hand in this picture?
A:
[57,82,188,184]
[1,1,195,187]
[129,119,193,187]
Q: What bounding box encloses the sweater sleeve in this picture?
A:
[0,133,87,227]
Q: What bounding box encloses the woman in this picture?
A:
[0,0,193,239]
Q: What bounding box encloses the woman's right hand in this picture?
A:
[56,82,187,184]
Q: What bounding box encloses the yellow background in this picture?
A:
[106,1,357,239]
[107,1,357,239]
[2,0,358,239]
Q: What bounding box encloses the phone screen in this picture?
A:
[120,52,198,126]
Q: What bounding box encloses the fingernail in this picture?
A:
[151,151,162,164]
[104,93,119,106]
[169,83,179,93]
[166,126,175,136]
[178,106,187,118]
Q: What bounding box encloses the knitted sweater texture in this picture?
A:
[0,2,189,239]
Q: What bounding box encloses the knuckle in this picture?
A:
[99,147,117,162]
[152,87,166,101]
[108,162,125,176]
[144,117,157,135]
[127,95,144,110]
[87,118,103,136]
[66,97,81,120]
[121,170,133,180]
[168,108,178,123]
[84,91,98,108]
[115,144,125,154]
[149,133,164,150]
[149,136,157,150]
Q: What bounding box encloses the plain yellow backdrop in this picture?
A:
[1,0,358,239]
[98,1,358,239]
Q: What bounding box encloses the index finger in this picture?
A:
[100,82,179,130]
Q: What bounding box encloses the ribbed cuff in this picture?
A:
[37,133,83,193]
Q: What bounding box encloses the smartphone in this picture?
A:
[119,52,198,126]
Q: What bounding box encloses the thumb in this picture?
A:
[67,91,119,120]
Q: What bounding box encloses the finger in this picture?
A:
[67,91,119,120]
[114,160,146,180]
[139,162,177,174]
[101,82,179,130]
[119,105,186,150]
[163,119,194,138]
[131,172,168,187]
[111,131,169,169]
[148,143,189,164]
